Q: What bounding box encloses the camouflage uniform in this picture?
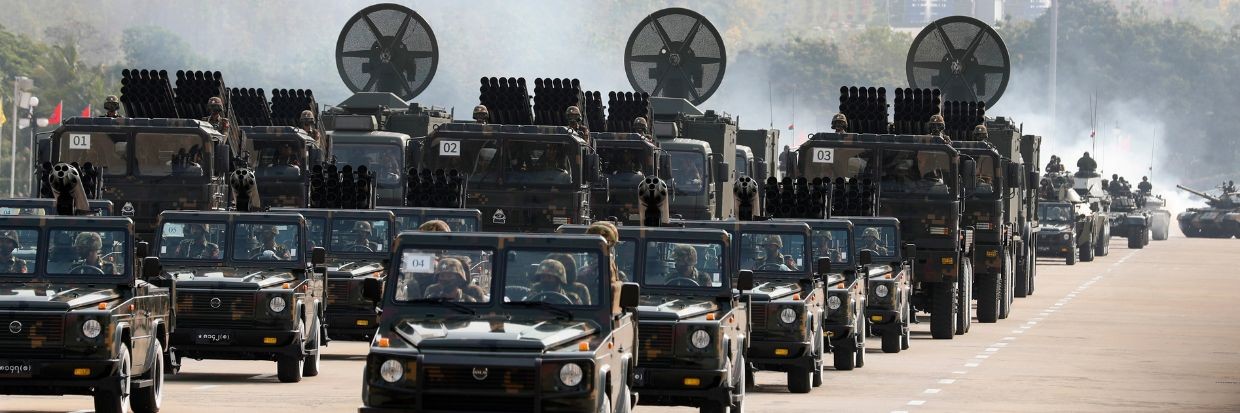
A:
[423,257,484,302]
[247,225,289,259]
[349,221,383,252]
[566,106,590,146]
[528,259,583,304]
[1077,152,1097,174]
[203,96,231,135]
[832,113,849,133]
[750,235,793,271]
[928,114,945,135]
[300,110,322,147]
[859,227,889,255]
[102,95,122,119]
[0,231,28,273]
[586,222,624,314]
[70,232,116,274]
[547,253,592,305]
[672,244,712,287]
[176,224,220,259]
[418,220,451,232]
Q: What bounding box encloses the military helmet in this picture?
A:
[105,95,119,104]
[761,235,783,248]
[472,105,488,121]
[586,221,619,247]
[1083,151,1090,157]
[300,110,315,122]
[418,220,451,232]
[673,244,698,262]
[434,257,467,284]
[862,227,881,240]
[353,221,373,233]
[633,117,649,133]
[535,259,567,285]
[208,96,223,105]
[255,225,280,236]
[0,231,20,249]
[831,113,848,130]
[972,124,988,138]
[75,232,103,252]
[565,106,582,123]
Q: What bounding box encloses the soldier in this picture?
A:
[203,96,231,135]
[0,231,28,274]
[750,235,795,271]
[527,259,582,304]
[69,232,116,275]
[831,113,849,134]
[175,223,220,259]
[1138,177,1152,193]
[584,221,625,314]
[346,221,383,252]
[566,106,590,145]
[973,124,989,140]
[299,110,323,146]
[247,225,289,260]
[813,231,844,263]
[1108,174,1123,194]
[670,244,713,286]
[102,95,122,119]
[859,227,890,256]
[418,220,451,232]
[472,105,489,124]
[547,253,592,305]
[423,257,484,302]
[633,117,651,141]
[1045,155,1061,173]
[928,114,945,135]
[1077,152,1097,175]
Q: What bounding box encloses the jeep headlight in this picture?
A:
[559,363,584,387]
[268,296,287,313]
[379,359,403,383]
[875,284,890,298]
[690,329,711,349]
[1062,233,1070,240]
[779,308,797,324]
[827,295,843,310]
[81,319,102,339]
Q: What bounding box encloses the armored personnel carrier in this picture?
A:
[1139,193,1172,241]
[1038,171,1108,264]
[1176,182,1240,238]
[1107,190,1151,249]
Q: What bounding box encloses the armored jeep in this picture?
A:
[272,208,396,340]
[0,198,115,216]
[561,224,751,412]
[379,206,482,233]
[800,219,868,369]
[359,232,641,413]
[679,220,825,394]
[154,211,326,383]
[0,215,173,413]
[845,216,913,353]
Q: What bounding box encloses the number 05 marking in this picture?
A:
[812,148,834,163]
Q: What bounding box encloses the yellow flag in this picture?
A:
[0,96,7,126]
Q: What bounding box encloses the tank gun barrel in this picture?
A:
[1176,185,1219,202]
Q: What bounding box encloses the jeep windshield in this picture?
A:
[158,222,227,261]
[811,229,851,269]
[330,217,391,254]
[58,131,128,176]
[393,215,479,232]
[252,139,306,179]
[641,240,724,289]
[425,137,578,188]
[393,247,493,303]
[739,232,806,273]
[0,227,39,274]
[668,150,706,195]
[1039,203,1073,224]
[880,149,954,197]
[134,133,208,177]
[503,249,601,306]
[331,142,403,187]
[855,225,898,261]
[232,223,302,263]
[45,229,128,276]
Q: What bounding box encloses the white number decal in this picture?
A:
[812,148,835,163]
[402,252,435,273]
[69,134,91,150]
[439,140,461,157]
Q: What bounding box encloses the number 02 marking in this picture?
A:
[812,148,834,163]
[439,140,461,157]
[69,134,91,150]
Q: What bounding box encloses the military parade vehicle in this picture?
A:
[0,197,115,216]
[592,126,668,224]
[1138,191,1172,241]
[272,208,395,340]
[737,128,780,184]
[1176,182,1240,238]
[1105,184,1152,249]
[358,231,640,413]
[233,87,327,208]
[800,218,869,370]
[561,224,751,412]
[1037,171,1108,265]
[980,118,1042,299]
[0,172,174,413]
[845,216,914,353]
[951,139,1018,322]
[155,210,326,383]
[1070,165,1113,258]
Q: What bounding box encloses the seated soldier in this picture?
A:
[526,259,582,304]
[547,253,591,305]
[0,231,28,274]
[247,225,290,260]
[345,221,382,252]
[70,232,116,275]
[669,244,713,287]
[859,228,890,256]
[176,223,221,259]
[751,235,795,271]
[423,257,484,302]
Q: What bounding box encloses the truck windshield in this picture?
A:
[135,133,207,177]
[332,143,404,187]
[739,232,805,273]
[798,147,875,182]
[642,241,724,288]
[426,137,578,187]
[46,229,128,275]
[880,149,953,196]
[59,132,128,176]
[330,218,390,253]
[393,215,478,232]
[1039,203,1073,223]
[974,155,999,198]
[158,222,226,261]
[394,247,493,303]
[504,249,600,306]
[735,153,749,177]
[253,139,305,178]
[232,223,301,262]
[811,229,851,268]
[0,228,39,274]
[668,150,706,195]
[602,147,653,176]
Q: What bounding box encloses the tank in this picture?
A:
[1175,183,1240,238]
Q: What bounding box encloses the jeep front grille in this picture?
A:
[327,281,351,306]
[0,312,64,354]
[176,291,255,327]
[750,303,769,330]
[638,323,676,365]
[423,394,534,412]
[423,365,537,392]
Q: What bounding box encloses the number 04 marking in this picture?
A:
[812,148,834,164]
[439,140,461,157]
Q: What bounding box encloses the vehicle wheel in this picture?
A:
[999,253,1014,320]
[1066,239,1077,265]
[1143,229,1151,246]
[882,329,902,353]
[900,297,911,350]
[277,319,306,383]
[976,273,999,323]
[832,336,855,371]
[1014,252,1029,298]
[731,355,747,410]
[699,401,725,413]
[303,316,321,377]
[930,282,957,339]
[811,327,824,387]
[787,366,812,394]
[1080,238,1095,262]
[93,343,131,413]
[131,340,164,413]
[853,316,866,368]
[955,263,972,335]
[1096,227,1110,256]
[1128,233,1142,249]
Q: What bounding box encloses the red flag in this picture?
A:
[787,123,795,130]
[48,101,63,125]
[80,104,91,118]
[1090,130,1095,138]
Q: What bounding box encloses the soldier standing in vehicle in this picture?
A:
[247,225,289,259]
[0,231,28,273]
[203,96,231,135]
[566,106,590,145]
[1077,152,1097,175]
[70,232,115,275]
[859,228,890,256]
[299,110,322,147]
[585,222,626,314]
[670,244,713,286]
[102,95,122,119]
[473,105,489,124]
[928,114,945,136]
[832,113,849,133]
[1138,176,1152,194]
[528,259,582,304]
[175,223,220,259]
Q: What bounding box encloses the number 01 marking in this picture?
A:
[69,134,91,150]
[812,148,834,163]
[439,140,461,157]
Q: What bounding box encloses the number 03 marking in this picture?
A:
[812,148,834,164]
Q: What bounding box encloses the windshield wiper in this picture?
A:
[509,301,574,320]
[407,297,477,315]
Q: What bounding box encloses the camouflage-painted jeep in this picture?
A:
[154,211,326,383]
[272,208,396,340]
[359,232,640,413]
[796,218,869,370]
[562,224,752,411]
[379,206,482,233]
[680,220,826,394]
[844,216,914,354]
[0,215,172,413]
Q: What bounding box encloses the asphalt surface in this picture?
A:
[4,233,1239,413]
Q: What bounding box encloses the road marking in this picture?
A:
[985,347,1000,352]
[1001,336,1015,341]
[965,362,980,367]
[939,379,956,384]
[193,385,219,390]
[1012,329,1025,334]
[924,388,941,394]
[908,400,926,406]
[953,370,968,374]
[974,355,990,359]
[993,342,1009,347]
[69,410,92,413]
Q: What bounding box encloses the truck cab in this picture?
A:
[242,126,324,208]
[591,132,666,224]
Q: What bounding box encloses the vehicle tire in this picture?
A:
[277,319,306,383]
[976,273,999,323]
[1080,238,1095,262]
[731,355,746,410]
[999,252,1014,320]
[900,297,911,350]
[882,329,901,353]
[1143,229,1151,246]
[1066,238,1077,265]
[1014,251,1029,298]
[1096,227,1110,256]
[303,316,321,377]
[787,366,812,394]
[832,336,855,371]
[131,340,164,413]
[955,263,972,335]
[811,327,824,387]
[930,282,956,339]
[854,316,866,368]
[93,343,131,413]
[1153,221,1169,241]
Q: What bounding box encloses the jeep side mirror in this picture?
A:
[311,247,326,266]
[619,282,641,310]
[816,257,832,277]
[736,270,754,291]
[135,241,149,259]
[141,257,162,280]
[961,159,977,195]
[859,250,874,266]
[903,243,917,262]
[361,277,383,303]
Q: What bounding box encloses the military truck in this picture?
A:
[379,206,482,233]
[358,232,641,413]
[155,211,326,383]
[652,103,737,221]
[592,131,669,224]
[679,220,826,394]
[0,214,173,413]
[845,216,914,353]
[983,119,1042,299]
[1176,183,1240,238]
[951,140,1021,322]
[271,208,395,340]
[737,128,780,183]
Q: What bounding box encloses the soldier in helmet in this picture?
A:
[859,227,890,256]
[69,232,116,275]
[418,220,451,232]
[1108,174,1122,195]
[1138,176,1152,194]
[669,244,713,287]
[345,221,383,252]
[972,124,989,140]
[299,110,322,146]
[203,96,231,134]
[1077,152,1097,175]
[175,223,221,259]
[1046,155,1063,173]
[831,113,849,133]
[749,235,795,271]
[247,225,289,260]
[633,117,650,136]
[928,114,946,135]
[547,253,592,305]
[472,105,489,124]
[102,95,122,119]
[423,257,484,302]
[527,259,582,304]
[0,231,28,274]
[566,106,590,145]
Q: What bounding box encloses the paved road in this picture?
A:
[5,235,1239,413]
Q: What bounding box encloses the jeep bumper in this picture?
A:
[0,356,123,396]
[634,366,730,407]
[171,327,304,361]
